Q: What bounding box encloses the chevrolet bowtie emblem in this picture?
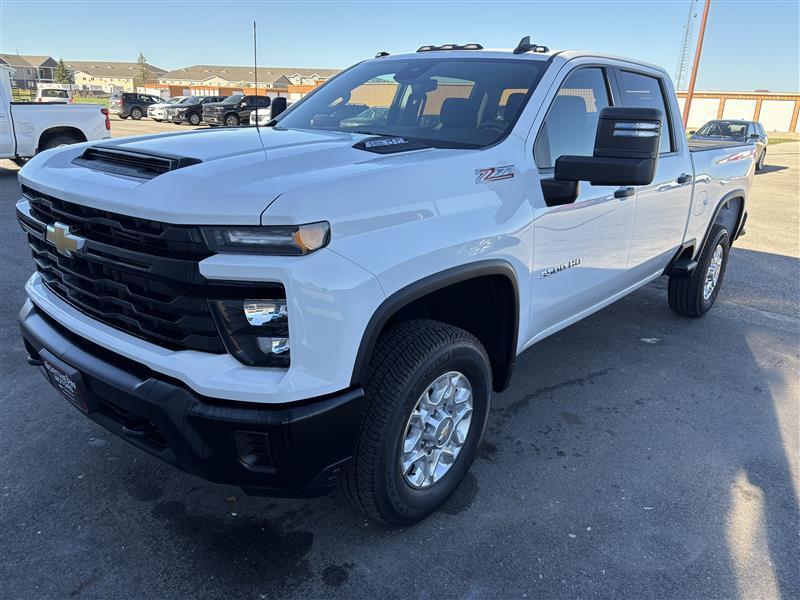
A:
[46,222,85,257]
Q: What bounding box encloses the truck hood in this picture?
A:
[19,127,448,225]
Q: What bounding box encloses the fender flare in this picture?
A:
[699,188,747,256]
[350,259,520,389]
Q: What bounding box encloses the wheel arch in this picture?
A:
[350,260,520,393]
[37,126,87,152]
[703,189,746,253]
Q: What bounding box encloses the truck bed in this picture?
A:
[688,138,750,152]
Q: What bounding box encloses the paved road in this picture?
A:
[1,141,798,599]
[108,115,206,137]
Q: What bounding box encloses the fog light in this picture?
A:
[210,297,290,368]
[256,336,289,355]
[244,300,287,326]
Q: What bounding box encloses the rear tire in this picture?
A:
[39,133,82,152]
[340,319,491,526]
[668,224,730,318]
[130,107,143,120]
[118,115,128,120]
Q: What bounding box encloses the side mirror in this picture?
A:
[689,130,696,135]
[555,107,662,187]
[749,133,759,139]
[271,97,288,119]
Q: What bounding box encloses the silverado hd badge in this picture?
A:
[475,165,515,184]
[540,258,581,279]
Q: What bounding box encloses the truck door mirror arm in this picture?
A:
[542,107,662,206]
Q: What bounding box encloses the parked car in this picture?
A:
[109,92,163,120]
[165,95,226,125]
[15,40,755,526]
[690,119,768,170]
[0,65,109,165]
[249,99,295,126]
[203,94,271,127]
[35,86,74,104]
[148,96,188,122]
[340,106,389,128]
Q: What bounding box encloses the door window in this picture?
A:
[615,70,673,154]
[534,68,611,169]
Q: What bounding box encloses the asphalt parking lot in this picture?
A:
[0,128,798,599]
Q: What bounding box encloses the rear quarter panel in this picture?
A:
[9,103,109,157]
[685,144,754,252]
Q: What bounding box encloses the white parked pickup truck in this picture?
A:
[0,66,111,165]
[16,40,754,525]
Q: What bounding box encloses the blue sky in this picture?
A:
[2,0,798,91]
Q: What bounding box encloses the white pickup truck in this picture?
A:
[16,40,754,525]
[0,66,110,165]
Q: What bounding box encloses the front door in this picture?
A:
[529,65,638,342]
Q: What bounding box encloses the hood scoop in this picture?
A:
[72,146,202,180]
[353,136,429,154]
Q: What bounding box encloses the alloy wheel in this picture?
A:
[400,371,473,489]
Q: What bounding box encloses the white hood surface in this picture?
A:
[19,127,441,225]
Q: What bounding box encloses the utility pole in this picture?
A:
[682,0,711,125]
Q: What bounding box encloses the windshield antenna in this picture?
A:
[253,20,260,135]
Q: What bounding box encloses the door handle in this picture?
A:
[676,173,692,184]
[614,187,635,199]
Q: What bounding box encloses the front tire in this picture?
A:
[225,114,240,127]
[340,319,491,526]
[668,224,730,318]
[188,113,201,126]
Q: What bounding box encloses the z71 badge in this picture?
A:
[475,165,515,184]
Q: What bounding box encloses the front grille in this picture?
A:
[18,189,226,353]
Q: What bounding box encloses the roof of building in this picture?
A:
[158,64,339,84]
[66,60,167,79]
[0,54,59,68]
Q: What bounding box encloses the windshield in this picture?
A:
[274,57,544,149]
[167,97,185,104]
[696,121,748,138]
[41,89,69,98]
[220,94,244,105]
[182,96,203,105]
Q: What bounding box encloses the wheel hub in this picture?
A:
[703,244,724,300]
[400,371,473,489]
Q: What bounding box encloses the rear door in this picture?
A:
[529,64,638,340]
[614,68,693,273]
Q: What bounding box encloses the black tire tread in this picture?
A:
[340,319,488,525]
[668,224,729,317]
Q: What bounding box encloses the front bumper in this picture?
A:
[204,113,227,125]
[166,113,189,123]
[19,300,365,497]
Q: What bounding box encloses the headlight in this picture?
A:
[202,222,330,255]
[210,298,290,367]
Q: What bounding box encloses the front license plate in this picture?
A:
[40,350,88,413]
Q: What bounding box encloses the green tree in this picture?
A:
[53,58,72,84]
[133,52,150,90]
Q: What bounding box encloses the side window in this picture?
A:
[616,70,673,154]
[534,67,611,169]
